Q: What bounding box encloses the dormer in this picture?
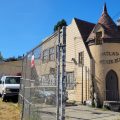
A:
[93,23,104,45]
[87,3,120,45]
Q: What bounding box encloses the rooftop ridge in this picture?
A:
[74,17,95,25]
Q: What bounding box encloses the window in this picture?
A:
[5,77,20,84]
[78,51,84,65]
[95,32,102,45]
[42,49,49,63]
[49,47,55,61]
[50,68,55,74]
[34,47,41,60]
[66,72,75,90]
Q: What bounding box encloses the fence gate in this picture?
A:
[19,27,66,120]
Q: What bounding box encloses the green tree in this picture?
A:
[17,55,23,60]
[54,19,67,32]
[0,52,3,61]
[5,56,17,62]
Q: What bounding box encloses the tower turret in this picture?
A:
[87,4,120,105]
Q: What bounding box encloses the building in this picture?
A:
[29,17,95,104]
[87,4,120,105]
[0,60,22,76]
[24,4,120,106]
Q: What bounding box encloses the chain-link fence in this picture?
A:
[19,26,95,120]
[19,27,67,120]
[19,46,59,120]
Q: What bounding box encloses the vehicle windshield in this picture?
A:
[5,77,20,84]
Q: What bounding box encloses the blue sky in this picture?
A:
[0,0,120,58]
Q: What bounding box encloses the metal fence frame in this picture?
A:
[19,26,67,120]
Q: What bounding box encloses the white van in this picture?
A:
[0,76,21,101]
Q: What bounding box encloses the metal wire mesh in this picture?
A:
[19,26,93,120]
[19,27,68,120]
[19,43,58,120]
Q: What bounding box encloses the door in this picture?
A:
[106,70,119,101]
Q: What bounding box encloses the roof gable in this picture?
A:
[74,18,95,41]
[93,23,104,33]
[74,18,95,58]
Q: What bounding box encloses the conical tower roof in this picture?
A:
[87,3,120,44]
[98,3,118,34]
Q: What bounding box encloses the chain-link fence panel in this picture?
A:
[19,27,69,120]
[19,44,58,120]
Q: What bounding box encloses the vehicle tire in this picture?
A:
[2,93,6,102]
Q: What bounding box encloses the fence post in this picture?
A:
[20,54,24,120]
[61,26,66,120]
[21,54,27,120]
[56,27,61,120]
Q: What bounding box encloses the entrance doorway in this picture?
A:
[106,70,119,101]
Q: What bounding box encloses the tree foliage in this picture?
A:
[5,57,17,62]
[5,56,23,62]
[0,52,23,62]
[54,19,67,32]
[0,52,3,61]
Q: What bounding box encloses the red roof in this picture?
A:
[87,3,120,44]
[97,3,120,38]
